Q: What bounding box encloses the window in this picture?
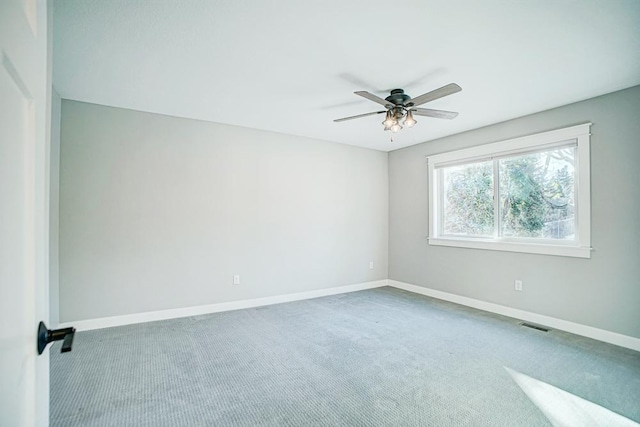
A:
[428,123,591,258]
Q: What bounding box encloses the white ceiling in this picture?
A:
[53,0,640,152]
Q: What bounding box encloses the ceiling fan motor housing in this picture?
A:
[385,89,412,107]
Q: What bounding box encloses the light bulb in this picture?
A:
[390,123,403,133]
[382,110,396,128]
[403,110,417,128]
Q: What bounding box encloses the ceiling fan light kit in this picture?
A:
[334,83,462,136]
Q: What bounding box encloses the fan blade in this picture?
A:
[354,91,393,108]
[334,110,386,122]
[407,83,462,107]
[411,108,459,120]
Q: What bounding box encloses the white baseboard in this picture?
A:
[59,280,388,331]
[59,278,640,352]
[388,280,640,352]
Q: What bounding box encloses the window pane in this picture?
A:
[498,147,575,240]
[442,161,494,237]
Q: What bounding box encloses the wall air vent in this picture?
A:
[519,322,550,332]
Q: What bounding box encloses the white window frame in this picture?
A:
[428,123,591,258]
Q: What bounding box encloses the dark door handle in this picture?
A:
[37,321,76,355]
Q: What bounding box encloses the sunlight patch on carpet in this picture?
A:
[505,367,639,427]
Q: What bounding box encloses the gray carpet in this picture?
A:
[50,287,640,426]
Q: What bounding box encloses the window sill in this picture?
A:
[428,237,591,258]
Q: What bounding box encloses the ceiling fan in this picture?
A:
[334,83,462,133]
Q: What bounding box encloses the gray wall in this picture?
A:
[59,101,388,322]
[389,85,640,339]
[50,88,61,326]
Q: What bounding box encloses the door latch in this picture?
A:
[37,321,76,355]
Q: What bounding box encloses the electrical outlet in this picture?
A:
[369,261,374,270]
[233,275,240,285]
[514,280,523,291]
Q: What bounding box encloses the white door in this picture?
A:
[0,0,51,426]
